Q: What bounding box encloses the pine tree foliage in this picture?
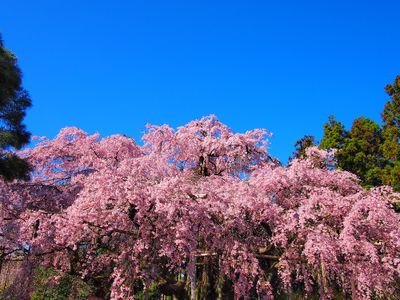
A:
[290,135,316,161]
[0,34,32,180]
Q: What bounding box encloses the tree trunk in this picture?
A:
[216,278,223,300]
[319,260,328,298]
[189,258,197,300]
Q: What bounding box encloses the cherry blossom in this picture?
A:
[1,116,399,299]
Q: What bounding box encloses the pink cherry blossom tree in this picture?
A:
[1,115,399,299]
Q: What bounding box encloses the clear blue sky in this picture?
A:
[1,0,399,162]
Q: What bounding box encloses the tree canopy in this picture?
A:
[1,116,400,299]
[290,135,316,161]
[336,117,386,188]
[382,76,400,161]
[381,76,400,191]
[0,34,31,181]
[319,115,347,150]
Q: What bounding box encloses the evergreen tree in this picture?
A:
[319,115,347,149]
[337,117,386,188]
[382,76,400,160]
[0,34,32,180]
[318,116,386,188]
[290,135,316,161]
[381,75,400,190]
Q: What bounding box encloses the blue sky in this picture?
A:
[1,0,399,162]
